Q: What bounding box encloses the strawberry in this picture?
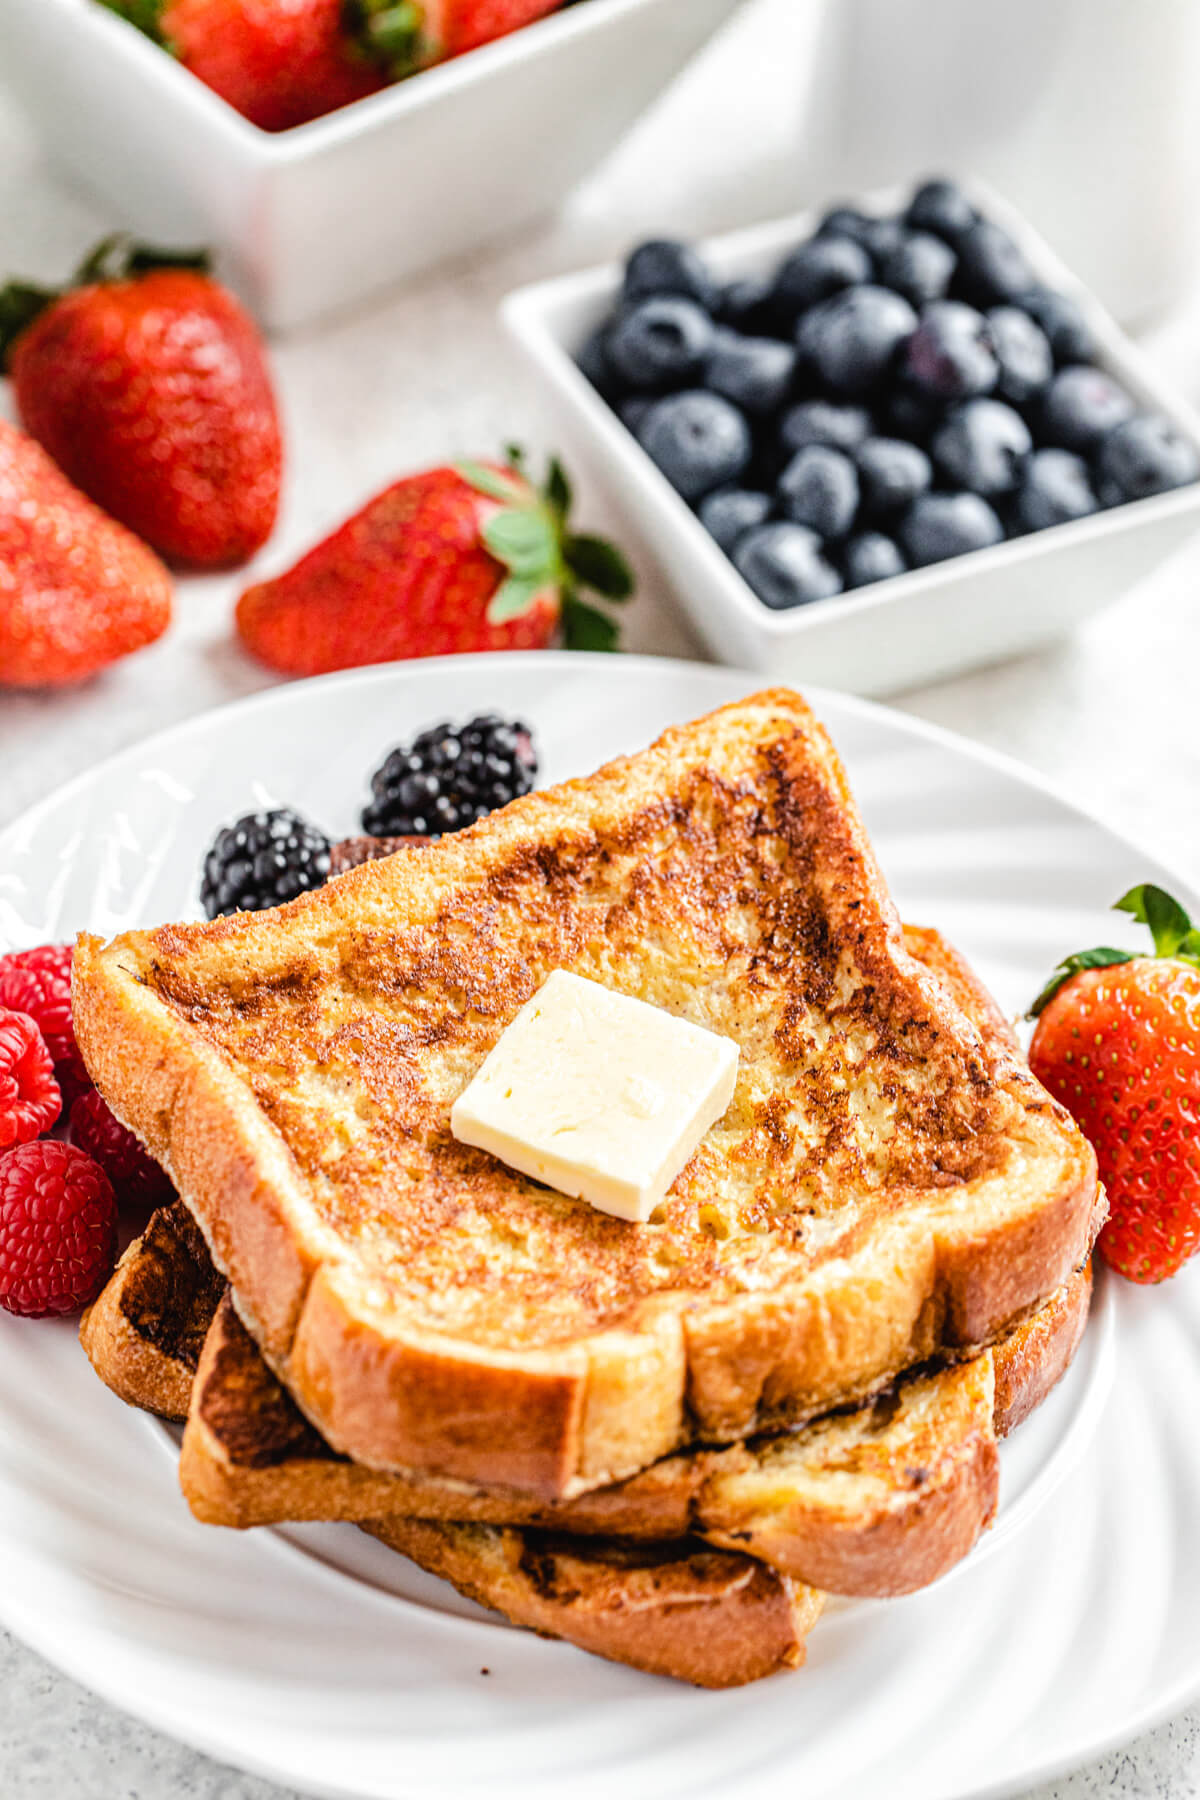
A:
[1029,883,1200,1283]
[0,237,281,568]
[99,0,389,132]
[0,421,172,689]
[354,0,564,75]
[236,452,632,676]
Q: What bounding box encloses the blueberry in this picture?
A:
[987,305,1053,405]
[1095,415,1200,503]
[718,274,780,336]
[878,231,956,306]
[1022,287,1096,365]
[899,492,1004,566]
[843,531,907,588]
[881,385,943,442]
[623,239,717,311]
[955,219,1036,307]
[860,215,907,264]
[774,235,872,314]
[777,445,860,538]
[606,297,715,392]
[706,330,797,416]
[618,395,652,434]
[637,390,752,500]
[733,522,843,608]
[854,436,932,518]
[932,398,1032,495]
[905,178,978,245]
[780,400,873,455]
[1040,366,1135,451]
[1015,448,1099,531]
[797,285,918,396]
[816,206,879,252]
[902,301,998,402]
[577,326,619,399]
[698,487,773,554]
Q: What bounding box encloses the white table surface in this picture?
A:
[2,3,1199,1794]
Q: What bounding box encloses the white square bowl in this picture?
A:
[0,0,742,332]
[503,185,1200,695]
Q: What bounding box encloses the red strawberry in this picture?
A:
[355,0,563,73]
[1029,882,1200,1283]
[0,421,172,688]
[236,452,632,676]
[0,237,281,568]
[99,0,388,131]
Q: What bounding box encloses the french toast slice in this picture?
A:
[74,689,1101,1498]
[178,1267,1088,1596]
[79,1200,224,1420]
[79,1221,820,1689]
[358,1522,824,1688]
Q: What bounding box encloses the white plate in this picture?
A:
[503,186,1200,696]
[0,652,1196,1800]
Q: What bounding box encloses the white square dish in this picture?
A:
[503,185,1200,696]
[0,0,742,332]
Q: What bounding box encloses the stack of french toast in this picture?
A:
[72,690,1101,1688]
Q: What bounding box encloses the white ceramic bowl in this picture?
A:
[0,0,741,332]
[503,185,1200,696]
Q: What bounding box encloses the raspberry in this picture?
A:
[0,1140,117,1316]
[70,1090,174,1212]
[0,944,91,1107]
[0,1007,61,1149]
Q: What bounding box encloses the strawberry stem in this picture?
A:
[347,0,429,77]
[455,451,633,648]
[0,236,211,365]
[94,0,170,46]
[1028,882,1200,1015]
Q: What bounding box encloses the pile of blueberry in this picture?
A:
[577,178,1200,611]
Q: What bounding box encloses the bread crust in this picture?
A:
[177,1268,1089,1598]
[362,1519,822,1688]
[73,690,1101,1498]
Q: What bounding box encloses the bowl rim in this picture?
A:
[502,179,1200,643]
[36,0,689,162]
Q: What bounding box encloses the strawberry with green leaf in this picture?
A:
[236,451,633,675]
[1029,883,1200,1283]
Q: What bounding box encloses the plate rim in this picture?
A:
[3,651,1198,919]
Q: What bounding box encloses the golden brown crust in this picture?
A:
[362,1519,822,1687]
[79,1201,224,1421]
[73,689,1100,1496]
[179,1270,1088,1596]
[993,1259,1093,1436]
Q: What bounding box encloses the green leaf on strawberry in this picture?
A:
[1028,882,1200,1015]
[457,451,633,648]
[564,534,634,600]
[483,508,558,577]
[0,235,210,365]
[563,595,620,653]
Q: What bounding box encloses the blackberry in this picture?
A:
[200,808,331,919]
[363,715,537,838]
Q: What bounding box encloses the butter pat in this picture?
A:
[450,969,739,1223]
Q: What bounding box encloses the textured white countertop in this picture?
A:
[2,2,1199,1792]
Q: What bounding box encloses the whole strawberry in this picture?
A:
[236,452,632,676]
[99,0,389,131]
[0,237,281,567]
[1029,883,1200,1283]
[0,421,172,688]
